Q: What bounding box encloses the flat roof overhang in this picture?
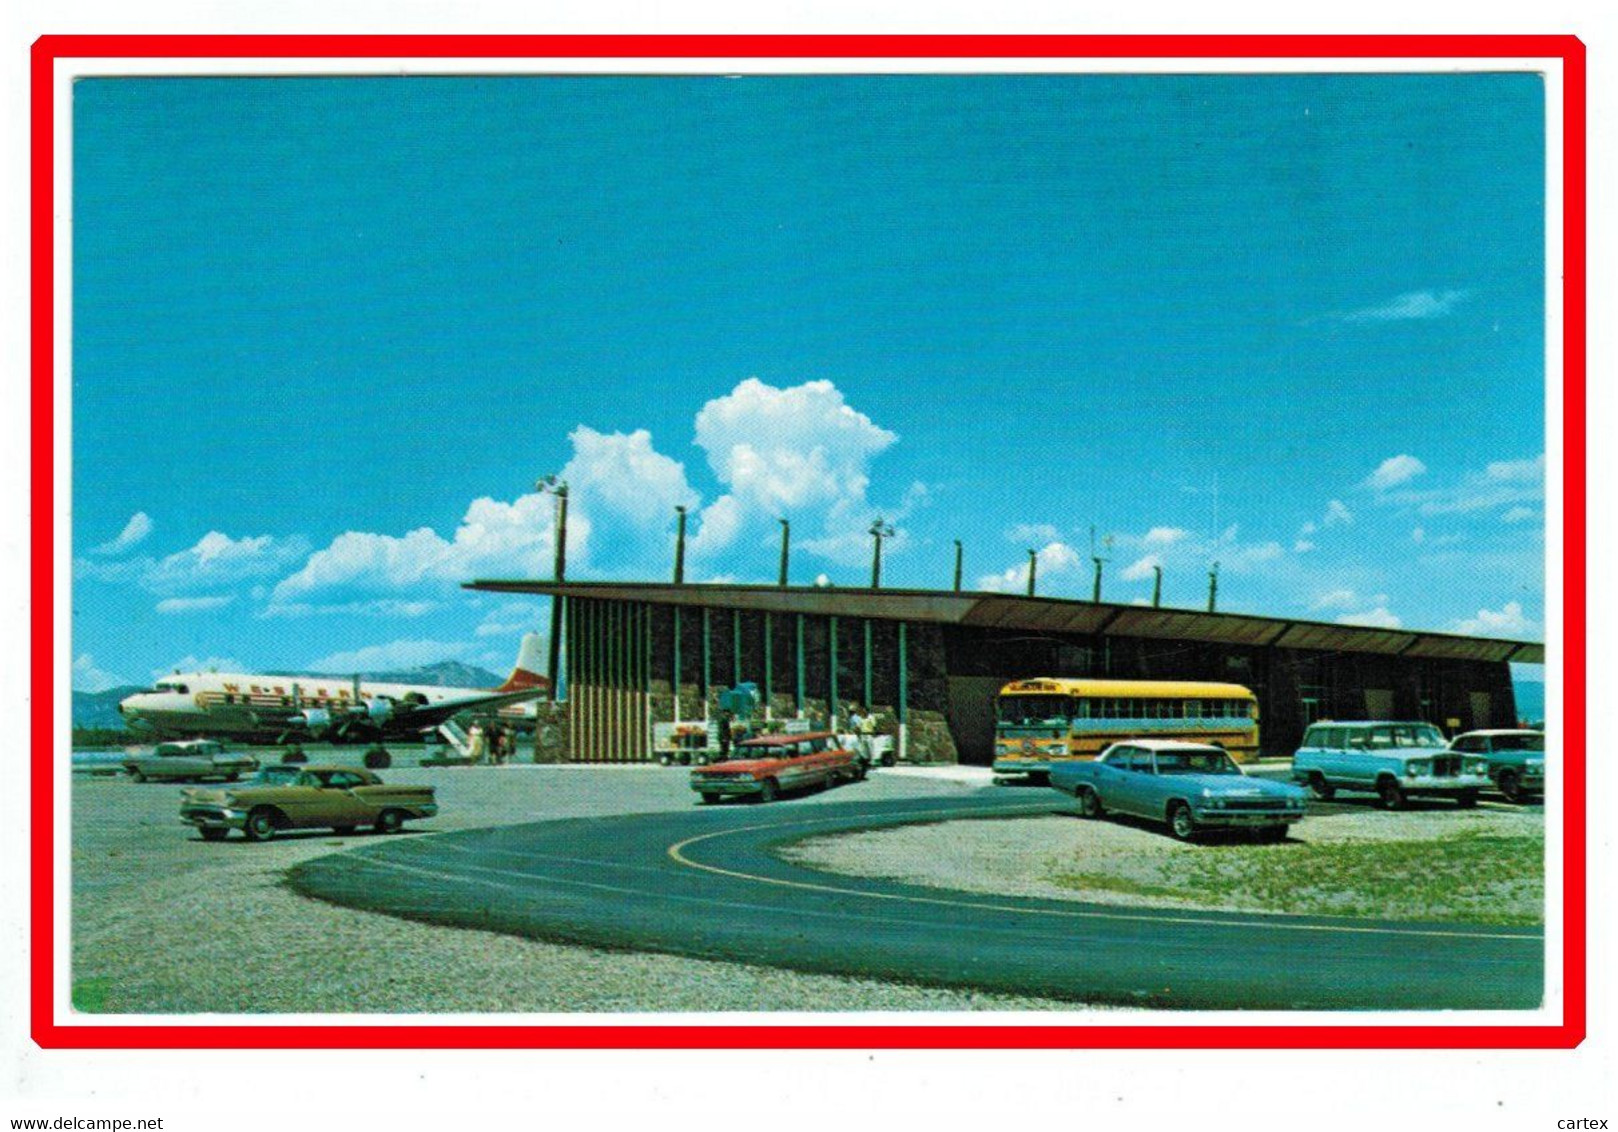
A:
[467,579,1544,666]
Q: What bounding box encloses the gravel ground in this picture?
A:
[782,802,1545,921]
[71,754,1076,1013]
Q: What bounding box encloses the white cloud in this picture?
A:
[72,654,129,692]
[1312,588,1360,611]
[145,531,310,593]
[1336,606,1404,630]
[154,594,233,614]
[1452,601,1535,637]
[1323,500,1354,526]
[1293,540,1316,553]
[475,601,548,638]
[1007,523,1063,545]
[92,512,152,556]
[152,655,242,679]
[1143,526,1190,546]
[270,494,580,606]
[562,426,699,526]
[1411,527,1425,543]
[1363,455,1427,491]
[1501,506,1536,523]
[1120,554,1160,582]
[1486,455,1545,482]
[260,599,441,619]
[1341,289,1469,323]
[978,541,1084,592]
[307,639,473,674]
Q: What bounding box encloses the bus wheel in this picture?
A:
[1078,788,1104,818]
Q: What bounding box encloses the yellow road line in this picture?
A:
[665,805,1542,944]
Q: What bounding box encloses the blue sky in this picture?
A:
[70,73,1546,690]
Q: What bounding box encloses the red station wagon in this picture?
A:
[688,731,866,804]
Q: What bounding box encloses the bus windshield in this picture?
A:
[996,696,1069,725]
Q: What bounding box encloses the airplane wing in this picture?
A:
[381,687,547,733]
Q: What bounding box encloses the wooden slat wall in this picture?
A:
[566,597,652,762]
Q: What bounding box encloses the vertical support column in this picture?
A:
[763,612,774,720]
[565,597,577,761]
[672,606,683,723]
[863,619,874,710]
[732,609,742,688]
[897,621,909,763]
[828,615,840,728]
[642,601,652,760]
[701,607,712,717]
[795,613,806,717]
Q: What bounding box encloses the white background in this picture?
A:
[2,3,1611,1129]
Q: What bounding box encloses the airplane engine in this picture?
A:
[363,698,394,725]
[292,707,331,734]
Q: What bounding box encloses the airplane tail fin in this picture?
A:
[495,632,549,694]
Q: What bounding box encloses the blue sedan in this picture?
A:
[1050,740,1308,842]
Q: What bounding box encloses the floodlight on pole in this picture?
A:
[536,475,569,698]
[778,518,791,587]
[673,505,688,585]
[869,518,895,589]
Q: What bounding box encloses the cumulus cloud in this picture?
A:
[1323,500,1354,527]
[1501,506,1537,523]
[152,655,242,679]
[270,494,580,607]
[72,654,129,692]
[1363,455,1427,491]
[155,594,233,614]
[1007,523,1063,545]
[1293,540,1316,553]
[1452,601,1535,637]
[475,601,548,638]
[1336,606,1403,629]
[1143,526,1191,546]
[1120,554,1161,582]
[1341,289,1470,323]
[92,512,153,556]
[306,639,473,674]
[1312,588,1359,611]
[1377,453,1544,516]
[259,599,441,619]
[978,541,1084,592]
[77,530,310,596]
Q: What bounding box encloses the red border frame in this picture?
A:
[31,34,1586,1050]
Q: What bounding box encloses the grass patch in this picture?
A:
[72,976,116,1013]
[1050,831,1542,926]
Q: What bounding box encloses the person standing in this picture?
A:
[467,722,487,765]
[858,705,882,766]
[847,703,870,768]
[716,708,734,763]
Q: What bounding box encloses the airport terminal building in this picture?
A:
[467,580,1544,765]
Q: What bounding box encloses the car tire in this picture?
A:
[129,769,146,783]
[1377,778,1407,811]
[242,807,278,842]
[225,773,240,782]
[1078,788,1104,819]
[332,825,357,835]
[199,827,228,842]
[363,748,392,770]
[700,792,721,805]
[758,778,779,804]
[281,750,307,765]
[1306,773,1334,801]
[1499,770,1523,803]
[1168,803,1198,842]
[1258,825,1288,843]
[374,809,405,835]
[1455,790,1480,809]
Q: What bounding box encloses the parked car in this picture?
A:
[1049,739,1306,842]
[179,764,438,841]
[688,731,865,804]
[1291,721,1491,810]
[123,739,258,783]
[1450,729,1545,803]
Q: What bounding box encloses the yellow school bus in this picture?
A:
[993,678,1260,776]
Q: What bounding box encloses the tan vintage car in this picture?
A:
[179,764,438,842]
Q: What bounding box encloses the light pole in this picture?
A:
[1026,548,1038,596]
[952,540,963,592]
[536,475,569,698]
[673,504,688,585]
[777,518,790,587]
[1152,564,1163,608]
[869,518,895,589]
[1208,562,1220,612]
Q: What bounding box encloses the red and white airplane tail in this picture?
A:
[495,632,549,693]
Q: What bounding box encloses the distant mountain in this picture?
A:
[72,686,144,729]
[71,660,505,729]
